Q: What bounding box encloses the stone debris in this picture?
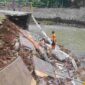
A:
[0,19,19,69]
[0,18,84,85]
[33,56,55,78]
[52,49,69,61]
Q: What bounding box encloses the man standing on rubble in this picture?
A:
[51,31,57,49]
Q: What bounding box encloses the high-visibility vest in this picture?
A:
[51,34,56,43]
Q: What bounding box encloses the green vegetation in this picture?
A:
[31,0,71,8]
[0,0,84,8]
[0,0,71,8]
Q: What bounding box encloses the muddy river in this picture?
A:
[29,25,85,58]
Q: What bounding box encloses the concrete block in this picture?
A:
[33,56,55,78]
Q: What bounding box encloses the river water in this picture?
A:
[29,25,85,58]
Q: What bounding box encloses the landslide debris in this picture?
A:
[0,18,84,85]
[0,19,19,69]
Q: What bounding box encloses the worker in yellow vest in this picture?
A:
[51,31,57,49]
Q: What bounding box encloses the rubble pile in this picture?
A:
[19,46,34,73]
[59,45,71,54]
[0,18,84,85]
[76,68,85,81]
[0,19,19,69]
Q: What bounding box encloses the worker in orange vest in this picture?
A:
[51,31,56,49]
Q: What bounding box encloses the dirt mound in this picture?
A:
[0,19,19,69]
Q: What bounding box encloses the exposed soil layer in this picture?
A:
[0,19,19,69]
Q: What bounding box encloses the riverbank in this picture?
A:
[32,8,85,28]
[29,24,85,58]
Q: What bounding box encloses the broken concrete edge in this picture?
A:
[0,57,17,71]
[0,57,22,72]
[0,10,32,16]
[0,10,32,30]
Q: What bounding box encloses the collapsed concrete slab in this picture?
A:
[20,34,35,50]
[52,49,69,61]
[0,10,31,30]
[33,56,55,78]
[0,56,36,85]
[71,80,82,85]
[55,68,70,79]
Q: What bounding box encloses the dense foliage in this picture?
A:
[0,0,84,8]
[31,0,71,8]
